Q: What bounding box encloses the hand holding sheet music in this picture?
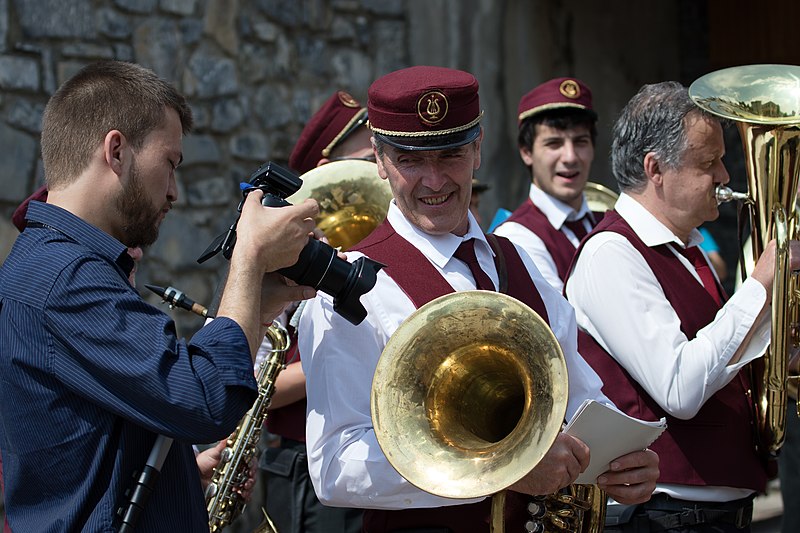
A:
[564,399,667,484]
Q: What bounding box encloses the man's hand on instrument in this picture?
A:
[597,448,659,504]
[195,440,258,502]
[751,239,800,300]
[507,433,590,496]
[196,440,227,492]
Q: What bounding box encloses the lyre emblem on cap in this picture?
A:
[338,91,360,108]
[417,91,448,125]
[559,80,581,99]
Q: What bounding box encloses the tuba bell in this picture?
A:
[370,290,569,532]
[689,63,800,455]
[287,159,393,251]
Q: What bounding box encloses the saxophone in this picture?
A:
[145,285,288,533]
[206,322,290,532]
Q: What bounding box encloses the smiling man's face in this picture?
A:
[375,135,482,237]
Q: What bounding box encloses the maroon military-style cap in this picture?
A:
[517,77,596,126]
[368,65,483,151]
[288,91,368,175]
[11,184,48,232]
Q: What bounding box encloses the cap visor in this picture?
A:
[375,124,481,151]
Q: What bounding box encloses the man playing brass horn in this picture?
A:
[565,81,800,532]
[299,65,659,533]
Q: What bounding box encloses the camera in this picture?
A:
[198,161,384,326]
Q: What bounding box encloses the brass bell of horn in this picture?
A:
[287,159,393,251]
[370,290,568,500]
[584,182,619,213]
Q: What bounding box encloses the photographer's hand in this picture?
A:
[237,191,319,272]
[217,191,319,357]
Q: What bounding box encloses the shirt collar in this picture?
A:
[385,200,494,269]
[26,201,134,276]
[615,193,703,249]
[530,183,591,229]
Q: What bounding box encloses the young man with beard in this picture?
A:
[298,66,659,533]
[565,81,800,532]
[494,77,601,292]
[0,61,319,532]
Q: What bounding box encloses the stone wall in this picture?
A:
[0,0,410,336]
[0,0,702,337]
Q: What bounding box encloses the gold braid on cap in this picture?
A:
[518,103,586,123]
[321,108,368,157]
[369,111,483,138]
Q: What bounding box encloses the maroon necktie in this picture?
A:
[453,239,495,291]
[564,216,589,241]
[677,245,723,306]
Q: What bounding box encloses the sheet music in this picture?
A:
[564,399,667,484]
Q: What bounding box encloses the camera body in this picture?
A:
[234,162,383,325]
[247,161,303,209]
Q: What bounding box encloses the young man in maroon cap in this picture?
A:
[494,77,602,293]
[298,66,659,532]
[259,90,371,533]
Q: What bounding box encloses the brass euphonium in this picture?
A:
[583,181,619,214]
[370,291,569,532]
[689,64,800,455]
[287,159,393,251]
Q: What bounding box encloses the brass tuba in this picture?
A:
[287,159,393,251]
[370,291,569,532]
[689,64,800,454]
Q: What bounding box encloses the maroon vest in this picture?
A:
[352,220,550,533]
[566,210,770,491]
[503,199,603,283]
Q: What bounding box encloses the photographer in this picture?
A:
[0,60,317,532]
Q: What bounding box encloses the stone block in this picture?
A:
[14,0,96,39]
[0,55,39,91]
[0,122,37,202]
[182,135,222,166]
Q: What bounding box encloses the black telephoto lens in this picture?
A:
[278,239,384,325]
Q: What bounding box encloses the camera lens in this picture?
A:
[278,239,384,325]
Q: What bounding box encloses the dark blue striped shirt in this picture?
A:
[0,202,258,532]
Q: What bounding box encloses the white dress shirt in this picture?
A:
[566,193,770,502]
[493,184,593,292]
[299,200,611,510]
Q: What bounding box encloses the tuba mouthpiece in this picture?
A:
[715,185,749,205]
